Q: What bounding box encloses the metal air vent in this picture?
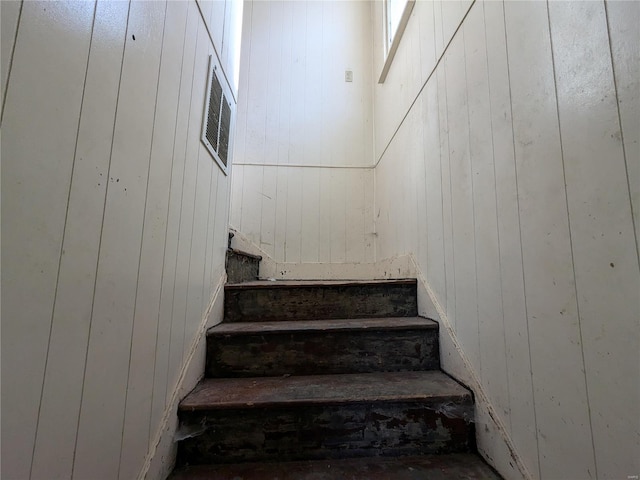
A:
[202,55,232,174]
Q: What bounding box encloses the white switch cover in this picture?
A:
[345,70,353,82]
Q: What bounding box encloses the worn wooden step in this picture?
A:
[223,279,418,322]
[169,453,501,479]
[206,317,439,377]
[176,371,474,465]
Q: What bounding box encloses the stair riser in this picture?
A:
[226,251,260,283]
[224,283,418,322]
[206,329,439,377]
[176,401,474,465]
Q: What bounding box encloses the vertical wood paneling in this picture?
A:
[273,165,288,263]
[152,0,199,429]
[260,166,278,258]
[0,0,21,117]
[318,168,332,263]
[117,4,187,476]
[415,98,429,272]
[30,3,129,479]
[445,31,480,369]
[235,0,372,168]
[504,2,596,478]
[549,2,640,477]
[229,163,244,230]
[183,149,212,360]
[374,0,639,477]
[240,164,264,246]
[229,0,374,271]
[205,171,220,299]
[329,169,347,263]
[182,24,215,362]
[437,60,455,328]
[214,165,230,280]
[0,2,95,478]
[441,0,463,51]
[284,167,303,263]
[276,2,293,166]
[423,80,445,304]
[464,4,509,427]
[244,0,269,164]
[73,3,167,478]
[222,0,241,96]
[263,1,282,166]
[288,2,306,165]
[345,170,366,264]
[207,0,224,52]
[2,1,237,478]
[230,1,250,171]
[433,0,445,64]
[406,106,423,259]
[363,169,375,263]
[417,0,436,85]
[320,0,336,166]
[166,13,203,400]
[303,1,322,166]
[482,1,539,476]
[606,0,640,262]
[301,168,320,262]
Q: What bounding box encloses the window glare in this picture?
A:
[387,0,408,48]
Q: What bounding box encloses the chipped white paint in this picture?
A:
[1,1,241,479]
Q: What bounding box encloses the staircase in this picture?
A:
[170,267,501,478]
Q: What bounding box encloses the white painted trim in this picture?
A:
[136,272,227,480]
[233,162,374,170]
[408,254,532,480]
[379,0,416,84]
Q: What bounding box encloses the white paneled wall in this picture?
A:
[374,1,640,479]
[231,164,375,265]
[229,0,375,274]
[234,0,372,168]
[1,1,240,479]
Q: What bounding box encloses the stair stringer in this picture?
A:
[228,227,415,280]
[410,255,531,480]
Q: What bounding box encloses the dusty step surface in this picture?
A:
[179,371,470,410]
[206,317,439,377]
[223,279,418,322]
[170,454,501,479]
[176,372,474,465]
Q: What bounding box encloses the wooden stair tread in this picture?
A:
[224,278,417,289]
[169,453,501,479]
[227,248,262,261]
[179,371,470,411]
[208,317,437,335]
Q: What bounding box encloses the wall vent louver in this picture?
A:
[202,55,232,175]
